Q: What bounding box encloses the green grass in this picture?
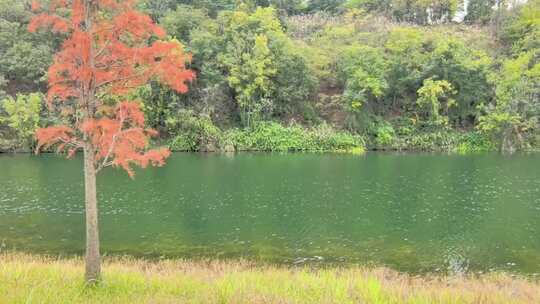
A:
[1,253,539,303]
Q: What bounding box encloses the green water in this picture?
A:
[1,153,539,274]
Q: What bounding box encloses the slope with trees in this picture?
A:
[0,0,538,153]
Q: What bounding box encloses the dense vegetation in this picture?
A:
[0,0,539,153]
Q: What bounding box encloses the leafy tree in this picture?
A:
[227,34,276,128]
[416,78,456,124]
[202,7,316,126]
[135,82,184,133]
[151,6,232,131]
[480,50,540,152]
[140,0,236,19]
[339,45,388,112]
[422,37,493,126]
[344,0,392,13]
[478,111,523,152]
[347,0,459,24]
[31,0,194,283]
[464,0,496,24]
[160,5,213,44]
[0,93,42,148]
[503,0,540,53]
[384,30,493,125]
[271,39,317,118]
[0,0,56,94]
[186,0,236,16]
[138,0,178,20]
[426,0,460,23]
[268,0,307,15]
[414,0,460,24]
[477,1,540,152]
[306,0,347,13]
[383,27,431,114]
[160,5,220,85]
[0,41,52,87]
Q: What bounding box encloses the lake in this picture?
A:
[1,153,539,275]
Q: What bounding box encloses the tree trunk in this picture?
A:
[84,144,100,283]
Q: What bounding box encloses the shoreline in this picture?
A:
[2,149,539,156]
[1,253,539,303]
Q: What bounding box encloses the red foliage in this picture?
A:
[36,126,76,149]
[80,102,170,177]
[31,1,41,12]
[32,0,193,176]
[28,13,70,33]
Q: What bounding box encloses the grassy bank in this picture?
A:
[164,117,500,154]
[162,114,511,154]
[169,121,366,153]
[1,253,539,304]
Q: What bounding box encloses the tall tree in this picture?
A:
[29,0,194,283]
[464,0,497,24]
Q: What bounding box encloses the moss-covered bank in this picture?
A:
[1,253,539,304]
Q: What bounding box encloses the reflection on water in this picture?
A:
[0,152,539,275]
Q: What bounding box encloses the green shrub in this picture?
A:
[375,123,396,147]
[390,131,458,151]
[387,130,496,153]
[310,123,364,152]
[226,122,365,153]
[455,132,496,154]
[167,110,222,152]
[167,118,365,153]
[169,134,197,152]
[0,93,42,150]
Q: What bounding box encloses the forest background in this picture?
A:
[0,0,539,154]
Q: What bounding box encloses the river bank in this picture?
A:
[2,117,539,154]
[3,124,537,154]
[1,253,539,304]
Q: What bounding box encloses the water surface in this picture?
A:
[1,153,539,275]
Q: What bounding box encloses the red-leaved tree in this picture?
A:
[30,0,194,283]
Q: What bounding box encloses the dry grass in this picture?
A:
[0,252,539,304]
